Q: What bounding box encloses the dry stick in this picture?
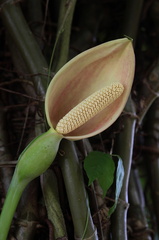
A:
[111,0,144,239]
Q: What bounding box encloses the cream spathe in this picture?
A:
[45,38,135,140]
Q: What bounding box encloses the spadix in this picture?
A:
[56,82,124,134]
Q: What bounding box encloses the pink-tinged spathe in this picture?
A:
[45,38,135,140]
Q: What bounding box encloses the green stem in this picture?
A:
[138,60,159,125]
[144,98,159,234]
[121,0,144,44]
[41,169,67,239]
[58,140,97,240]
[83,139,107,239]
[53,0,77,72]
[23,0,44,46]
[14,180,39,240]
[0,172,28,240]
[111,97,137,240]
[0,129,62,239]
[137,57,159,125]
[128,170,152,240]
[111,0,144,237]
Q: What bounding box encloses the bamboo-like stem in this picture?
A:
[3,2,47,237]
[121,0,144,44]
[58,140,98,240]
[124,1,159,125]
[41,169,67,239]
[50,0,77,74]
[128,169,152,240]
[14,180,39,240]
[144,98,159,234]
[111,99,136,239]
[138,61,159,125]
[0,1,77,239]
[53,0,77,72]
[22,0,44,47]
[0,0,48,96]
[111,0,144,238]
[0,171,28,240]
[83,139,108,240]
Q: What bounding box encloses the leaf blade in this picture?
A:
[84,151,115,196]
[108,155,124,216]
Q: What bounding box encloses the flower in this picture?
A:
[45,38,135,140]
[0,38,135,239]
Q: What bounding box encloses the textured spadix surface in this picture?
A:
[45,38,135,140]
[56,82,124,134]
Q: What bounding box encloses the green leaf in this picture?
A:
[109,155,124,216]
[84,151,115,196]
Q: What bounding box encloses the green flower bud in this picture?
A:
[16,129,62,183]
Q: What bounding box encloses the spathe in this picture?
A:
[45,38,135,140]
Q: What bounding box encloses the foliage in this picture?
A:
[84,151,115,197]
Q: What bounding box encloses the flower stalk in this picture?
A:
[0,129,62,240]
